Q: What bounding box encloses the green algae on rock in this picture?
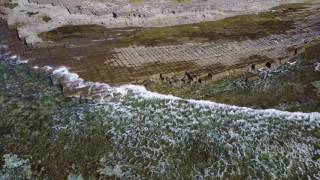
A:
[39,3,311,46]
[146,41,320,112]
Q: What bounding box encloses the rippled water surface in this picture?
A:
[0,53,320,179]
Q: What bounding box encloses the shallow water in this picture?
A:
[0,52,320,178]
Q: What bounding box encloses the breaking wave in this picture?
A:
[44,63,320,121]
[1,51,320,120]
[1,50,320,178]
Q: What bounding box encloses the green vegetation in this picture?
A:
[39,2,312,46]
[129,0,144,3]
[271,2,310,11]
[124,6,301,46]
[39,25,110,41]
[147,41,320,112]
[176,0,192,3]
[26,11,39,17]
[3,2,18,9]
[42,15,52,22]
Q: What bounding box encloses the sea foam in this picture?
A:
[1,52,320,121]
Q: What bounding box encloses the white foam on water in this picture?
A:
[50,67,180,99]
[315,62,320,71]
[0,53,28,64]
[52,66,112,91]
[288,61,297,66]
[47,65,320,121]
[42,66,53,71]
[52,67,84,88]
[188,99,320,121]
[116,84,181,100]
[16,59,28,64]
[1,51,319,121]
[9,55,17,59]
[2,52,320,178]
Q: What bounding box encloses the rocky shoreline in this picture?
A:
[1,45,320,179]
[0,0,304,45]
[146,40,320,112]
[0,1,320,101]
[1,2,320,178]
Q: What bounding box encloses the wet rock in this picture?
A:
[113,12,118,18]
[311,81,320,95]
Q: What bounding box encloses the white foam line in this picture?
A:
[52,66,111,90]
[9,55,17,59]
[48,65,320,120]
[42,66,53,71]
[116,84,181,100]
[1,52,319,120]
[0,53,28,64]
[187,99,320,121]
[16,59,28,64]
[315,62,320,71]
[50,67,180,99]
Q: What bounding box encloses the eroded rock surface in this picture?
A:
[0,0,306,44]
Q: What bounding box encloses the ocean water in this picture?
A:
[1,52,320,178]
